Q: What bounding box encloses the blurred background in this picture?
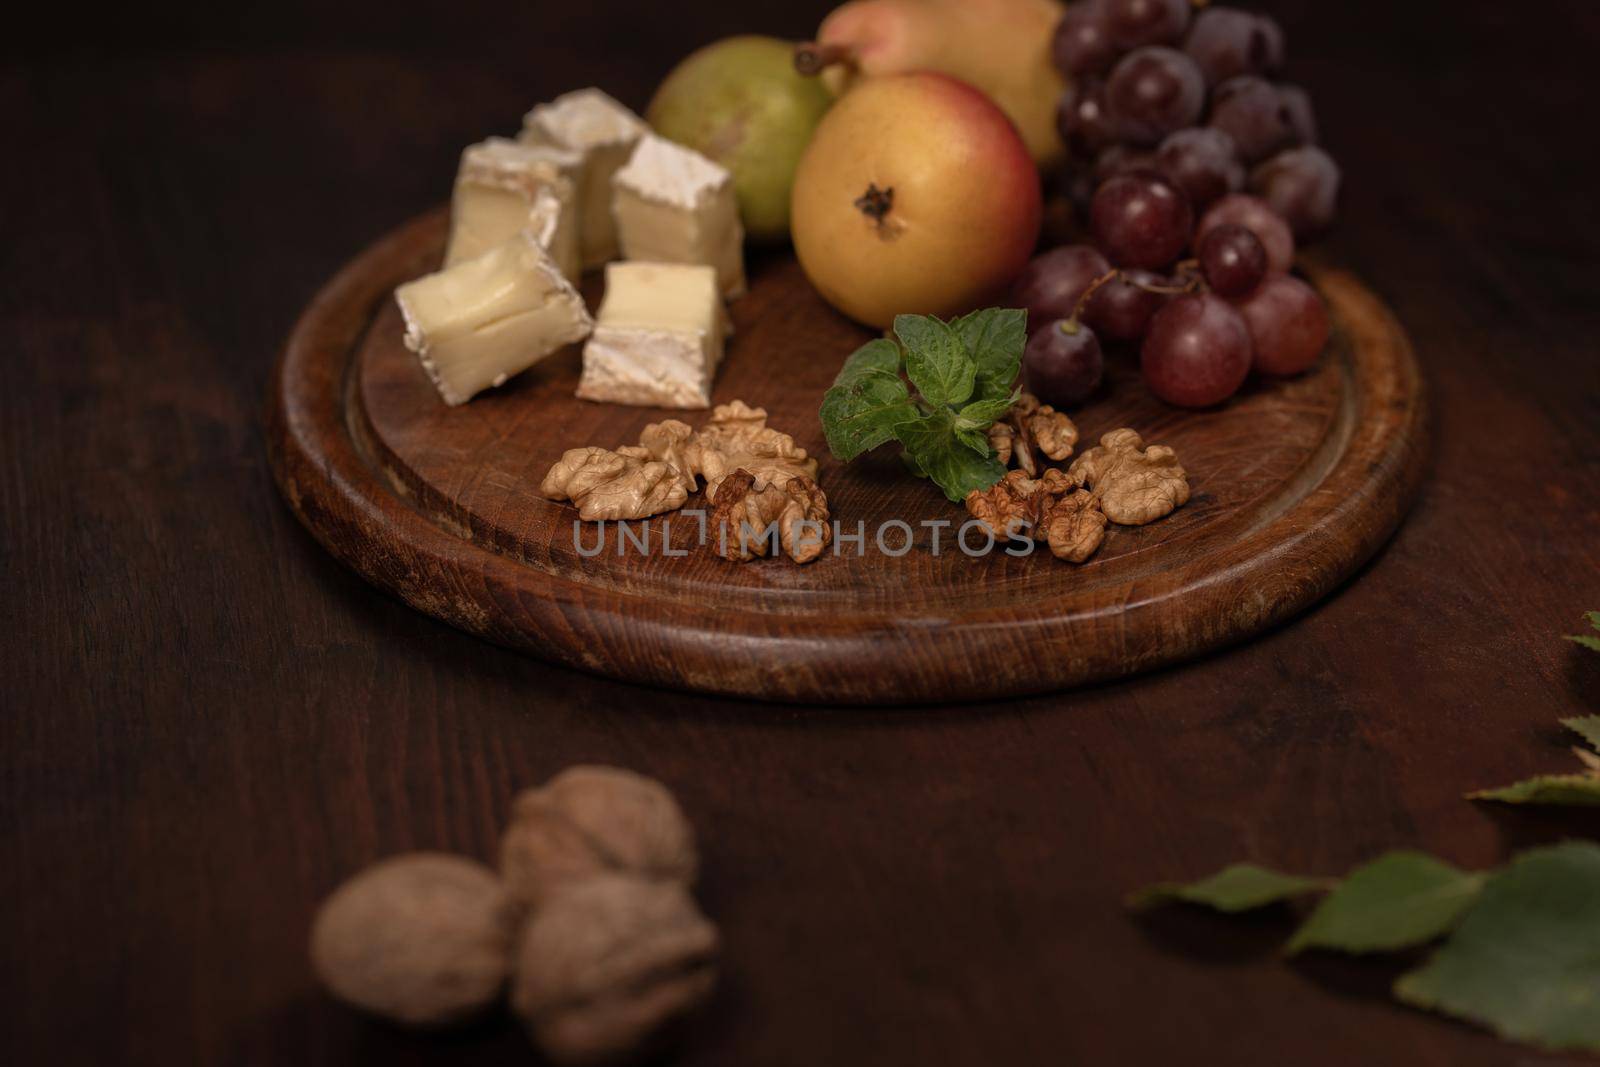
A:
[4,3,1598,1065]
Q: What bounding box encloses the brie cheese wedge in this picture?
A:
[444,137,580,271]
[612,134,746,299]
[519,89,647,269]
[525,184,581,283]
[396,232,593,406]
[577,262,725,409]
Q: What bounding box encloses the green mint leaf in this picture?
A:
[895,314,975,408]
[1128,863,1331,913]
[1395,842,1600,1052]
[820,368,919,462]
[820,338,919,462]
[950,307,1026,401]
[1564,716,1600,753]
[1468,775,1600,806]
[953,395,1016,432]
[1287,852,1484,956]
[954,426,990,456]
[899,411,1005,502]
[832,336,903,387]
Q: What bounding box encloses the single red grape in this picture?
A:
[1250,146,1342,240]
[1093,143,1161,184]
[1141,293,1253,407]
[1278,84,1318,145]
[1105,0,1191,49]
[1105,46,1206,145]
[1090,174,1194,269]
[1154,126,1243,209]
[1055,79,1118,157]
[1235,275,1330,376]
[1182,7,1280,87]
[1085,269,1175,341]
[1010,245,1113,334]
[1025,319,1105,407]
[1197,194,1295,275]
[1257,15,1286,71]
[1052,0,1119,78]
[1197,223,1267,298]
[1208,75,1296,163]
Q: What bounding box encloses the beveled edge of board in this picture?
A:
[265,208,1430,704]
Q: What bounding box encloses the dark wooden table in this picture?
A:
[4,2,1598,1063]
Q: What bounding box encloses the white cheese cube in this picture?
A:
[396,232,593,406]
[525,184,581,283]
[577,262,725,409]
[519,89,647,269]
[444,137,581,269]
[612,134,746,299]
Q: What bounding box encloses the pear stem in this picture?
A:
[795,41,853,76]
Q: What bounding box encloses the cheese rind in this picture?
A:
[526,185,580,282]
[444,138,581,269]
[519,89,647,269]
[612,135,746,299]
[396,233,593,406]
[577,262,724,409]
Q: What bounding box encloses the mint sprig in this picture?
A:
[820,309,1024,502]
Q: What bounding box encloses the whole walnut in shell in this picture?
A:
[309,852,514,1026]
[512,874,719,1065]
[501,766,698,909]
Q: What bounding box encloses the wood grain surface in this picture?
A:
[271,209,1426,701]
[4,1,1599,1065]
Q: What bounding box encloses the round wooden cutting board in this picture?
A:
[267,207,1427,704]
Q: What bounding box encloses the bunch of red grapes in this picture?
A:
[1014,0,1340,409]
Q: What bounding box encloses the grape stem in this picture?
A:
[1127,263,1203,297]
[1070,270,1120,324]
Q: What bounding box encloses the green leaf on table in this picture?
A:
[819,340,920,462]
[1286,851,1484,956]
[1395,841,1600,1052]
[1566,611,1600,653]
[895,314,975,408]
[1128,863,1331,913]
[949,307,1026,401]
[899,412,1007,502]
[1468,775,1600,806]
[1564,716,1600,752]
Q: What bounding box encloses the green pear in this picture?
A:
[647,36,832,242]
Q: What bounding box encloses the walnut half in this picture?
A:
[965,468,1074,541]
[998,392,1079,475]
[541,402,828,561]
[709,469,831,564]
[1068,428,1190,526]
[1041,489,1108,563]
[540,447,689,521]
